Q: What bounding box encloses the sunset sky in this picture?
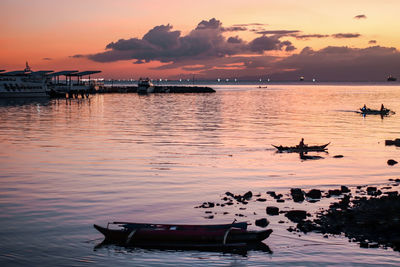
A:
[1,0,400,81]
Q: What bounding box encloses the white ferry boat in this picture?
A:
[0,63,52,98]
[137,78,155,94]
[0,63,102,98]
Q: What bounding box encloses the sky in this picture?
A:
[1,0,400,81]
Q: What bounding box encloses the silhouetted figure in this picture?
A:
[381,104,385,112]
[299,138,305,149]
[362,104,367,111]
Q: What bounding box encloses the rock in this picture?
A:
[341,186,350,193]
[239,207,246,210]
[306,189,322,199]
[278,220,285,224]
[327,189,342,197]
[366,186,377,193]
[334,155,344,158]
[266,206,279,215]
[277,199,285,203]
[285,210,307,223]
[290,188,305,202]
[255,218,270,228]
[266,191,277,198]
[387,159,398,166]
[243,191,253,200]
[225,192,234,197]
[256,198,267,202]
[204,215,214,219]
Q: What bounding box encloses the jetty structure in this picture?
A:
[0,63,102,98]
[1,63,215,98]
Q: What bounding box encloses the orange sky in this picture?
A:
[1,0,400,80]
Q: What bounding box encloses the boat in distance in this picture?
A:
[358,108,394,115]
[272,142,330,152]
[137,78,155,94]
[93,221,272,249]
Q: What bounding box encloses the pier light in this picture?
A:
[226,78,229,82]
[259,78,262,82]
[312,78,316,82]
[179,78,182,82]
[267,78,270,82]
[234,78,237,82]
[217,78,221,82]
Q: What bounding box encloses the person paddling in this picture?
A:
[299,138,305,149]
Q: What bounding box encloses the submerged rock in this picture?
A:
[266,206,279,216]
[285,210,308,223]
[388,159,398,166]
[255,218,270,228]
[306,189,322,199]
[290,188,305,202]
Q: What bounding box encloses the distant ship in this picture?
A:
[387,75,397,82]
[137,78,155,94]
[0,62,51,98]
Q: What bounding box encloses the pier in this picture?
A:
[97,85,215,94]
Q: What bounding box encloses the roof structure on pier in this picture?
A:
[70,71,102,76]
[32,70,54,75]
[48,70,79,76]
[0,70,26,75]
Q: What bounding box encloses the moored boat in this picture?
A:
[93,222,272,248]
[272,142,330,152]
[137,78,154,94]
[0,62,52,98]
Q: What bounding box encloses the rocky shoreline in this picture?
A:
[195,179,400,251]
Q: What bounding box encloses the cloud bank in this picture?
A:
[86,18,295,64]
[79,18,400,81]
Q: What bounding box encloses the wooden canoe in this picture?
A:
[111,221,248,230]
[93,224,272,247]
[272,142,330,152]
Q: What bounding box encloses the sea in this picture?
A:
[1,82,400,266]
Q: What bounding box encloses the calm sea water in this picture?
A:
[1,83,400,266]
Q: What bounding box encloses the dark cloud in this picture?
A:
[86,18,295,64]
[295,34,329,40]
[70,54,85,58]
[256,30,300,35]
[332,33,361,38]
[195,18,222,30]
[274,46,400,81]
[354,14,367,19]
[369,40,377,44]
[222,26,247,32]
[233,23,268,27]
[249,36,287,52]
[227,36,243,44]
[42,57,52,60]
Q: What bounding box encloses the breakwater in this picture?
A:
[98,85,216,94]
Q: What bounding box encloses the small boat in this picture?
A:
[359,108,393,115]
[137,78,154,94]
[272,142,330,152]
[93,222,272,249]
[387,75,397,82]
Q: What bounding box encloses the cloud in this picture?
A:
[256,30,300,35]
[354,14,367,19]
[70,54,85,58]
[369,40,377,44]
[42,57,52,60]
[273,45,400,81]
[222,26,247,32]
[86,18,295,65]
[295,34,329,40]
[233,23,268,27]
[332,33,361,38]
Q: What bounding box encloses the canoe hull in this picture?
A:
[93,224,272,246]
[272,142,330,152]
